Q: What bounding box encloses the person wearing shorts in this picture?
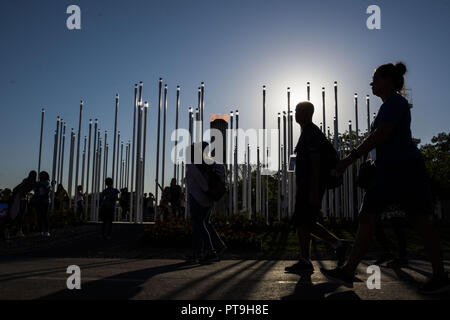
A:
[285,101,349,274]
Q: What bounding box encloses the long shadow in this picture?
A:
[38,261,201,300]
[0,259,141,283]
[211,259,279,299]
[281,272,360,300]
[193,260,263,300]
[158,260,248,300]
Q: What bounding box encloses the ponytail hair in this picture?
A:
[375,62,407,92]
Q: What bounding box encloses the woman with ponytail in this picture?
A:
[321,62,449,294]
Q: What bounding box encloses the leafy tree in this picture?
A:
[421,132,450,200]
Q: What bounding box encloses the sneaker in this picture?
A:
[419,272,450,295]
[285,258,314,273]
[386,257,409,268]
[320,267,354,288]
[199,251,220,264]
[335,240,350,267]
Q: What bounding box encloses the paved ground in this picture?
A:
[1,257,449,300]
[1,224,449,300]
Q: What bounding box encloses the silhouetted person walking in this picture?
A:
[100,178,119,240]
[186,142,226,263]
[321,62,449,294]
[285,102,349,273]
[7,171,37,238]
[34,171,50,236]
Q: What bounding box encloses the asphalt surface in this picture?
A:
[1,224,449,300]
[1,257,449,300]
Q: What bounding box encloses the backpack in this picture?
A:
[205,164,226,202]
[322,138,343,189]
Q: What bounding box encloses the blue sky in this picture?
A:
[1,0,449,192]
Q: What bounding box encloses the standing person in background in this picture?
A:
[34,171,51,237]
[169,178,182,218]
[186,142,226,264]
[119,188,129,221]
[321,62,449,294]
[148,193,155,221]
[100,178,119,240]
[55,184,69,213]
[75,185,84,222]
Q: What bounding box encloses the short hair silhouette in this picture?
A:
[105,178,113,187]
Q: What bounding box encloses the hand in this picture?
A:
[336,156,354,173]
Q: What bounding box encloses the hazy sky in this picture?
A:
[1,0,449,192]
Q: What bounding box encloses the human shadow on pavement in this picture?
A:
[281,272,361,300]
[38,261,202,300]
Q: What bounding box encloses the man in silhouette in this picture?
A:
[285,102,348,273]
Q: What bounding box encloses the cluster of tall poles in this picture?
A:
[36,79,374,223]
[36,79,199,223]
[215,82,374,222]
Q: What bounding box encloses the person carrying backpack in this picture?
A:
[186,142,226,264]
[100,178,119,239]
[285,102,349,274]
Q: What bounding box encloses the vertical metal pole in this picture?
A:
[50,117,60,212]
[91,119,98,221]
[174,86,180,181]
[142,102,148,221]
[262,85,266,220]
[322,87,326,134]
[282,111,287,218]
[85,120,92,219]
[348,121,354,220]
[247,144,252,219]
[60,123,66,185]
[197,87,201,142]
[277,112,281,221]
[136,98,143,223]
[366,95,370,133]
[68,129,75,208]
[131,84,138,222]
[188,107,193,145]
[38,108,45,175]
[74,101,83,211]
[334,81,339,149]
[155,79,162,220]
[81,135,86,197]
[201,82,205,142]
[234,110,239,215]
[120,141,124,190]
[57,118,63,185]
[112,94,119,185]
[229,111,233,215]
[126,141,130,189]
[256,147,260,216]
[307,82,310,101]
[103,131,108,190]
[354,93,359,143]
[162,84,167,190]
